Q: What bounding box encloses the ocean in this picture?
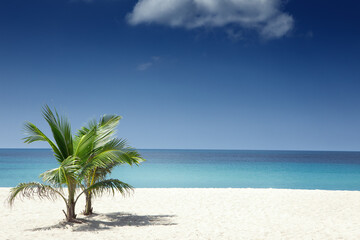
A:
[1,149,360,190]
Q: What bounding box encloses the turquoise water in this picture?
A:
[1,149,360,190]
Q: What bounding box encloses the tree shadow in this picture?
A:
[30,212,177,232]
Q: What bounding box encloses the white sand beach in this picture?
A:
[2,188,360,240]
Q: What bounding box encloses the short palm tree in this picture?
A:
[75,115,144,215]
[8,106,80,222]
[8,106,144,222]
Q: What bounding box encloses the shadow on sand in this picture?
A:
[30,212,177,231]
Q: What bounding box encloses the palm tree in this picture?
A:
[8,105,81,222]
[8,106,144,222]
[75,115,144,215]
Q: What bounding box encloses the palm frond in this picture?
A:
[74,115,122,163]
[86,179,133,198]
[83,150,117,170]
[102,138,127,151]
[120,148,145,165]
[8,182,66,206]
[99,115,122,128]
[93,115,121,149]
[23,122,63,161]
[78,138,144,181]
[42,105,73,160]
[76,118,97,137]
[73,126,97,162]
[93,150,144,181]
[40,156,80,186]
[96,138,145,165]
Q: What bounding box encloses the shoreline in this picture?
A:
[2,188,360,239]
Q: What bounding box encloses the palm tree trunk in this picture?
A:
[84,191,93,215]
[66,201,76,221]
[64,182,77,222]
[84,168,96,215]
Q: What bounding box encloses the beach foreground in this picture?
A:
[1,188,360,240]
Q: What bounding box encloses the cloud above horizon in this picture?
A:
[137,56,161,71]
[127,0,294,39]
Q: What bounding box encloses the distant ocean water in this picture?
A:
[1,149,360,190]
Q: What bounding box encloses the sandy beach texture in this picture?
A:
[1,188,360,240]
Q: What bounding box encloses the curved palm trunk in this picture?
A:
[84,191,93,215]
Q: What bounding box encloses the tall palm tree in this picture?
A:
[75,115,144,215]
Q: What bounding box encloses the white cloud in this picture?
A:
[137,56,161,71]
[127,0,294,39]
[137,62,153,71]
[260,13,293,39]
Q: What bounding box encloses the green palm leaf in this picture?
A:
[42,105,73,160]
[94,115,122,149]
[73,126,97,161]
[8,182,67,206]
[40,156,81,186]
[86,179,133,198]
[23,122,63,162]
[93,138,144,165]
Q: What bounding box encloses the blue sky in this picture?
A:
[0,0,360,150]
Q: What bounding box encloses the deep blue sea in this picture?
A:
[1,149,360,190]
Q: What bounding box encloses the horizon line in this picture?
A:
[0,148,359,153]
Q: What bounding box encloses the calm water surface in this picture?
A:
[1,149,360,190]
